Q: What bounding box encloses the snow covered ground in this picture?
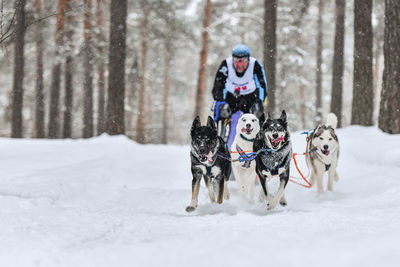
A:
[0,126,399,267]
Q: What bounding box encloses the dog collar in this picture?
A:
[240,133,255,142]
[312,146,338,166]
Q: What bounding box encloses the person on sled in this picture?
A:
[212,44,268,148]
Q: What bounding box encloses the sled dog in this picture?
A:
[254,110,292,210]
[186,116,231,212]
[306,113,340,193]
[230,113,260,202]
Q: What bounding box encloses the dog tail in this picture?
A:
[326,113,338,129]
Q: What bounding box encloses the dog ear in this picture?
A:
[191,116,201,135]
[313,124,323,137]
[207,116,217,132]
[280,110,287,123]
[262,119,269,131]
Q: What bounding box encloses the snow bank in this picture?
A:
[0,127,399,267]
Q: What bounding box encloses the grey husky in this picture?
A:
[254,110,292,210]
[306,113,340,193]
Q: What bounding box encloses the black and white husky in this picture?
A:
[254,110,292,210]
[186,116,231,212]
[306,113,340,193]
[231,113,260,202]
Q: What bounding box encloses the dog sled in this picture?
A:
[211,100,257,150]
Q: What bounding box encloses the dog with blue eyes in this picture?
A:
[186,116,231,212]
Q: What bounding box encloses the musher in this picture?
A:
[212,44,268,147]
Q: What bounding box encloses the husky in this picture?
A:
[230,113,260,202]
[306,113,340,193]
[186,116,231,212]
[254,110,292,210]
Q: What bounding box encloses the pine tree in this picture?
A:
[194,0,212,123]
[105,0,127,135]
[351,0,373,126]
[62,0,75,138]
[11,0,26,138]
[34,0,45,138]
[330,0,345,128]
[315,0,323,125]
[263,0,277,115]
[378,0,400,133]
[48,0,68,138]
[83,0,94,138]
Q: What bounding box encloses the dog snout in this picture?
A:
[246,123,251,128]
[323,144,329,150]
[199,147,206,154]
[272,133,278,139]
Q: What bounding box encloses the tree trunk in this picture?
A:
[294,0,310,128]
[48,0,67,138]
[34,0,45,138]
[97,67,105,134]
[351,0,373,126]
[83,0,93,138]
[239,0,246,43]
[161,43,171,144]
[136,1,149,143]
[63,55,73,138]
[105,0,127,135]
[96,0,106,135]
[145,88,152,143]
[63,0,74,138]
[330,0,345,128]
[11,0,26,138]
[263,0,277,115]
[194,0,211,123]
[298,36,306,129]
[126,56,139,136]
[378,0,400,133]
[315,0,323,125]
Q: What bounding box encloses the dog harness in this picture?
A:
[259,142,292,176]
[310,146,338,172]
[235,144,252,168]
[191,140,231,177]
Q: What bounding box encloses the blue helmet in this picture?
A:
[232,44,250,58]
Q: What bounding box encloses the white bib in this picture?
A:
[225,57,257,96]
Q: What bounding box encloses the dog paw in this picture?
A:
[224,192,230,200]
[334,174,339,182]
[267,202,276,210]
[267,199,278,210]
[185,206,196,212]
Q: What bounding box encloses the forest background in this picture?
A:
[0,0,399,144]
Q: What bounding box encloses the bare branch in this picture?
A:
[0,3,84,45]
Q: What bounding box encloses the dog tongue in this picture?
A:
[207,151,214,162]
[324,150,330,156]
[241,128,247,133]
[272,136,285,144]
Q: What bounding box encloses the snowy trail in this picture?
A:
[0,127,399,267]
